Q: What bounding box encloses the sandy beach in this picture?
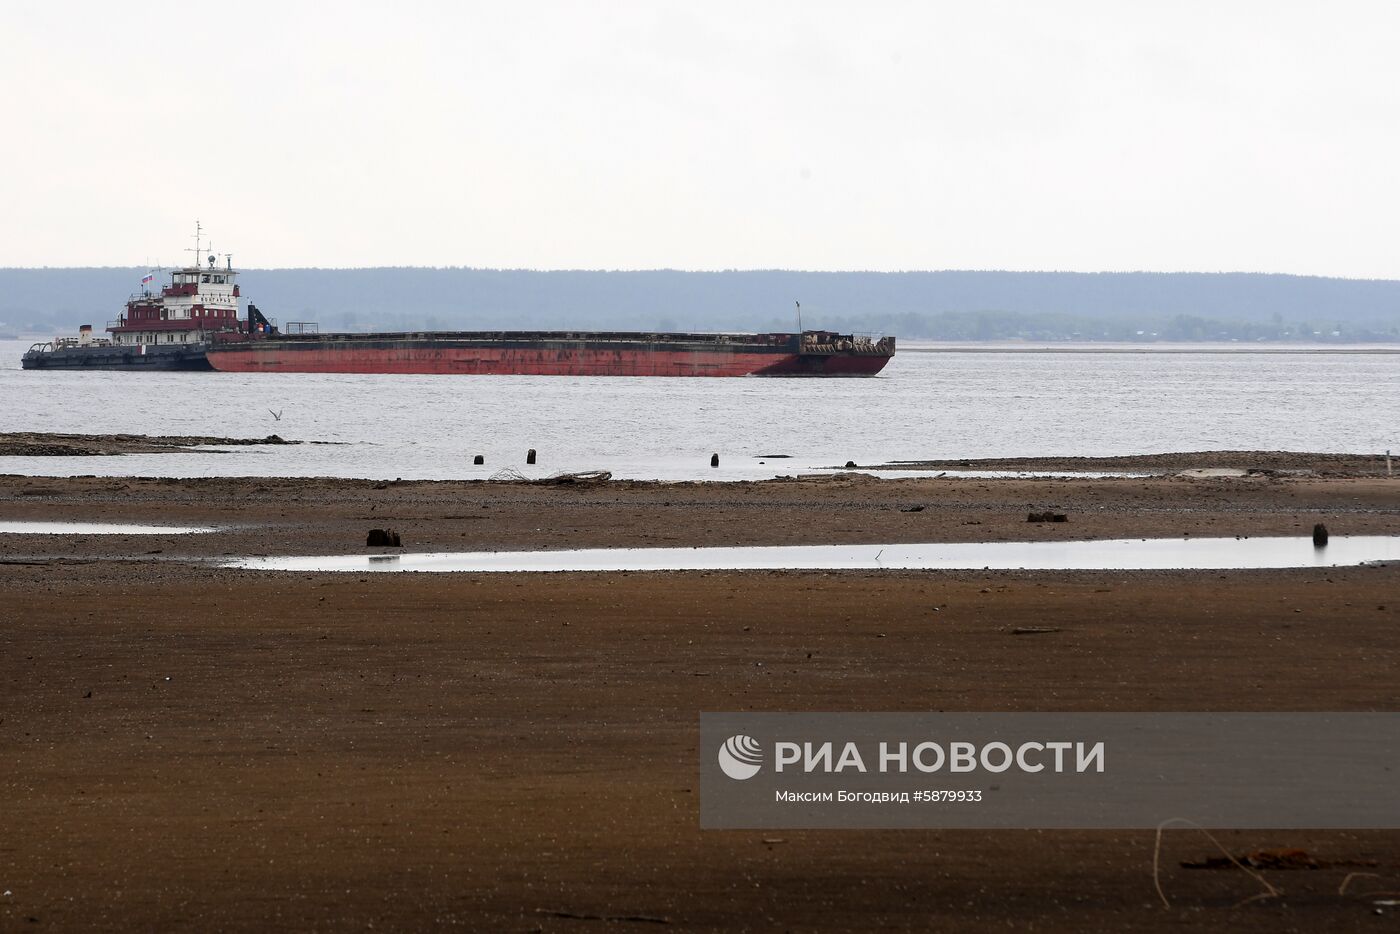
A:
[3,458,1399,930]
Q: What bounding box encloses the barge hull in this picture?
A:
[21,345,213,371]
[206,337,892,377]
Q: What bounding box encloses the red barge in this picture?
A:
[207,329,895,377]
[21,225,895,377]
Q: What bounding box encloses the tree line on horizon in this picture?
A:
[1,267,1397,342]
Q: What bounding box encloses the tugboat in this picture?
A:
[22,224,275,371]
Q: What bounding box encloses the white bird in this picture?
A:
[268,409,283,421]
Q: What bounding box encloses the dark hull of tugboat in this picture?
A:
[21,343,213,371]
[206,331,896,377]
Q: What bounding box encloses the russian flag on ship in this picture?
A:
[141,272,154,284]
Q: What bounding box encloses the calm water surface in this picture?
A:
[2,339,1396,481]
[0,520,213,534]
[228,536,1400,572]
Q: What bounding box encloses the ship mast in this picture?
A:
[184,220,203,269]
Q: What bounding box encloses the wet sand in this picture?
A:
[2,465,1399,931]
[863,450,1395,476]
[0,432,298,457]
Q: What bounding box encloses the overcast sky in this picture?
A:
[2,1,1397,276]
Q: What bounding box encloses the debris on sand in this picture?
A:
[366,529,401,547]
[535,470,613,486]
[1026,511,1068,522]
[1010,627,1062,635]
[488,468,613,485]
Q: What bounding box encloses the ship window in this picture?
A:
[202,275,210,283]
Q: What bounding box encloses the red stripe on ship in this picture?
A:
[206,346,889,377]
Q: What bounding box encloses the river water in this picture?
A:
[2,339,1396,481]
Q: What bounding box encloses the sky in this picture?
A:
[2,1,1398,276]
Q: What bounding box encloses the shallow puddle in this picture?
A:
[226,535,1400,573]
[0,520,214,535]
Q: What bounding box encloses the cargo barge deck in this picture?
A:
[206,329,895,377]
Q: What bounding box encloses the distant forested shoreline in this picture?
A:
[2,267,1397,342]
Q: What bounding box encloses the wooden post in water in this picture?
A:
[526,449,537,465]
[1388,450,1393,477]
[1312,523,1329,547]
[711,453,720,468]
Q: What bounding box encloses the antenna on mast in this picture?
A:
[796,300,803,334]
[184,220,203,268]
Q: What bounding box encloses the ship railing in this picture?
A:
[107,318,126,329]
[272,329,808,345]
[27,341,55,353]
[253,329,890,353]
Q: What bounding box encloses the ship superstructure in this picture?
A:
[23,224,274,371]
[110,224,244,349]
